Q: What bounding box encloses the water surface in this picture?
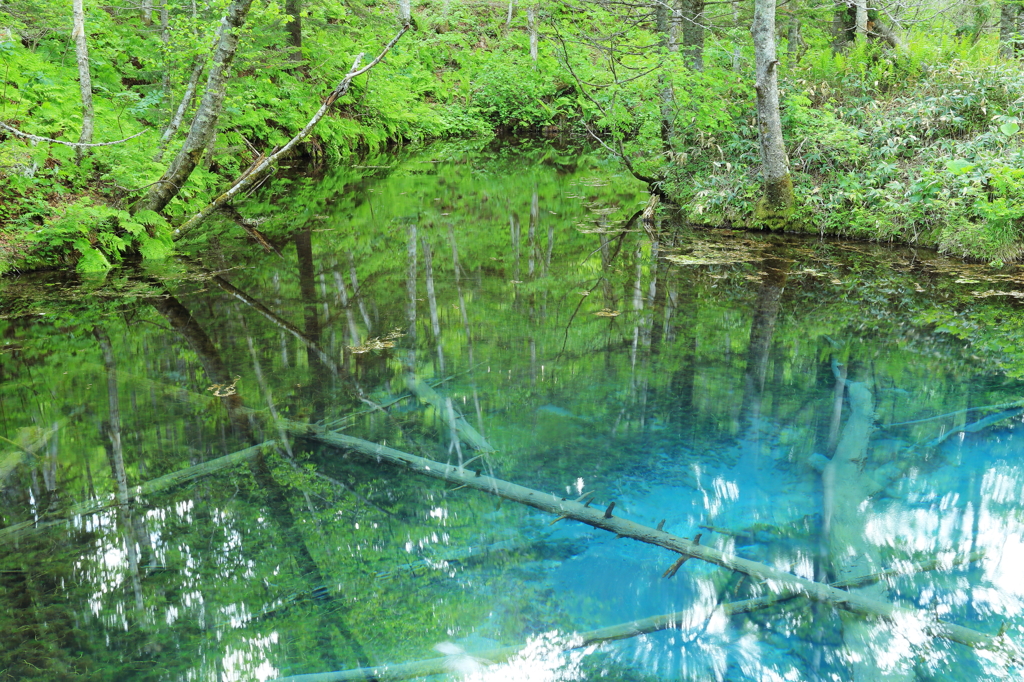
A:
[2,141,1024,681]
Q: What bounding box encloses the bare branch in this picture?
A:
[173,23,411,239]
[0,121,149,148]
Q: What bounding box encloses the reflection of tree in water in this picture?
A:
[3,151,1024,680]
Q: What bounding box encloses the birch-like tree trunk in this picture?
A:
[71,0,94,164]
[732,0,741,71]
[655,0,674,150]
[137,0,255,215]
[527,5,538,62]
[751,0,794,217]
[154,57,206,162]
[854,0,867,40]
[787,0,802,59]
[399,0,411,24]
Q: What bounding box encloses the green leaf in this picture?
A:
[999,121,1020,137]
[133,209,165,227]
[122,221,146,237]
[945,159,975,176]
[137,235,174,260]
[73,240,113,273]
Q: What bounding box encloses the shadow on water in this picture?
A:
[2,140,1024,681]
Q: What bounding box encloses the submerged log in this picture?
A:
[405,376,494,452]
[296,428,1017,656]
[270,551,988,682]
[0,441,275,542]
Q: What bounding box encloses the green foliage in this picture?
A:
[13,201,173,272]
[6,0,1024,267]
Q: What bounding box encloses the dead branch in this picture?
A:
[268,548,988,682]
[173,23,410,240]
[295,428,1018,657]
[0,121,148,148]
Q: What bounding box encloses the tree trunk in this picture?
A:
[680,0,704,71]
[71,0,94,164]
[399,0,411,24]
[656,0,674,150]
[136,0,255,215]
[527,5,538,62]
[154,57,206,162]
[1001,1,1021,57]
[832,0,852,50]
[855,0,868,40]
[299,429,1009,654]
[285,0,302,61]
[787,0,802,59]
[820,376,915,681]
[751,0,794,218]
[870,15,904,50]
[732,0,742,71]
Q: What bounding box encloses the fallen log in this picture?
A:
[405,375,494,452]
[0,440,276,542]
[269,551,987,682]
[295,428,1018,657]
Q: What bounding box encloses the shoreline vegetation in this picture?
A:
[2,0,1024,272]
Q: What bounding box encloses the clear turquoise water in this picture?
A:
[1,141,1023,681]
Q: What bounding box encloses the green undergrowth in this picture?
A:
[0,0,579,273]
[4,0,1024,272]
[663,36,1024,264]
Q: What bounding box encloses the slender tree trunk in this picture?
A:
[787,0,802,59]
[680,0,705,71]
[137,0,255,215]
[854,0,868,40]
[154,57,206,162]
[285,0,302,62]
[159,0,170,96]
[422,237,445,375]
[1001,1,1020,57]
[751,0,794,217]
[732,0,742,71]
[95,327,146,614]
[399,0,411,24]
[527,5,538,62]
[1017,8,1024,55]
[71,0,94,164]
[655,1,674,150]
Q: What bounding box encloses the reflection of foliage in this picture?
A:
[2,146,1024,679]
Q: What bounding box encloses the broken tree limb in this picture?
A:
[0,121,148,148]
[295,428,1018,657]
[885,398,1024,429]
[269,550,989,682]
[210,275,342,376]
[0,440,276,542]
[405,375,494,452]
[173,23,410,240]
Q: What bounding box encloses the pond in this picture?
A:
[2,140,1024,682]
